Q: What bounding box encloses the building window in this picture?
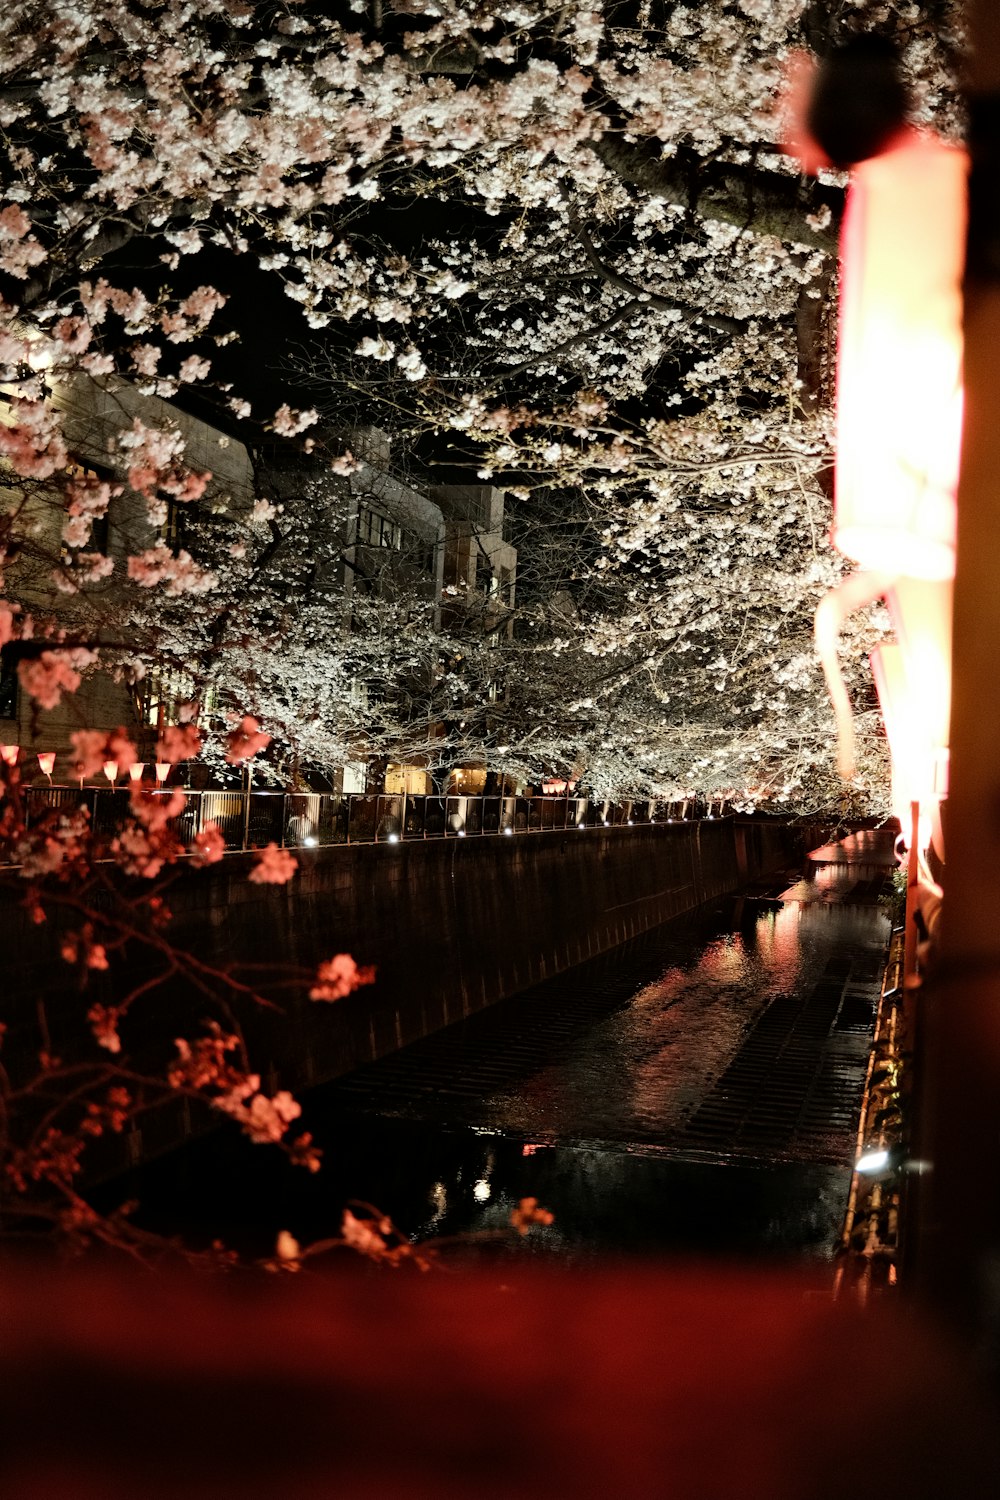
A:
[141,666,218,727]
[60,462,112,566]
[356,505,403,550]
[163,497,185,550]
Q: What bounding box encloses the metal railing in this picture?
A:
[17,786,711,855]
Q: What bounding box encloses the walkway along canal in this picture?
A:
[124,831,897,1263]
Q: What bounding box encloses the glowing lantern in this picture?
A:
[128,762,145,784]
[36,751,55,778]
[834,131,967,581]
[871,644,937,851]
[103,759,119,785]
[154,761,170,785]
[0,743,19,766]
[888,576,952,779]
[812,129,966,828]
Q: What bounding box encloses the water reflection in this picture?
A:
[122,847,893,1264]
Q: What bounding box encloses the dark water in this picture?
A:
[119,846,892,1267]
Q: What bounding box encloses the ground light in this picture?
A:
[855,1148,891,1174]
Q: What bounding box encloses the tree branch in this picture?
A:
[572,219,745,334]
[592,136,842,254]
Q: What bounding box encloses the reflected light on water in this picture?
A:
[753,902,803,989]
[427,1181,447,1224]
[698,933,746,983]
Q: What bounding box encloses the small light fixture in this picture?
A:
[37,751,55,779]
[457,829,466,837]
[154,761,170,785]
[0,743,19,766]
[128,762,145,784]
[503,826,513,836]
[855,1148,891,1175]
[304,835,318,848]
[103,759,119,785]
[387,833,399,844]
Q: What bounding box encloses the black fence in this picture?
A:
[15,787,716,856]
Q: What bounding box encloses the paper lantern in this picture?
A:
[888,576,952,769]
[870,639,948,858]
[36,751,55,777]
[154,761,170,785]
[834,130,967,581]
[103,759,119,784]
[0,743,19,766]
[815,129,965,796]
[128,762,145,783]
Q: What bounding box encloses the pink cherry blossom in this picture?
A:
[191,821,226,866]
[127,544,217,596]
[130,785,186,832]
[155,724,202,763]
[225,715,271,764]
[62,924,110,973]
[17,648,97,711]
[248,843,298,885]
[271,403,318,437]
[310,953,377,1002]
[69,729,110,780]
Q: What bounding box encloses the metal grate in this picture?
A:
[681,956,874,1161]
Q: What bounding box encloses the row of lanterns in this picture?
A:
[0,744,171,784]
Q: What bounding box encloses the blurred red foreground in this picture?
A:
[2,1263,998,1498]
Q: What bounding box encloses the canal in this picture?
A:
[121,832,895,1266]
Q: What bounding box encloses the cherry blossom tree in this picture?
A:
[0,1,966,1250]
[0,0,964,805]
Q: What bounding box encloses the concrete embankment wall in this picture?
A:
[168,817,805,1089]
[4,818,807,1165]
